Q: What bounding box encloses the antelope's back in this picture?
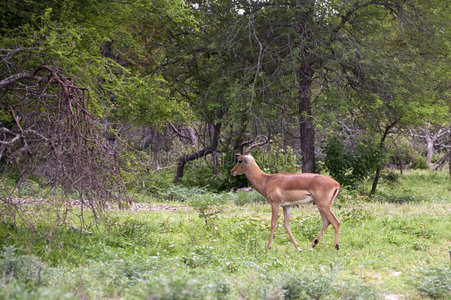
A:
[268,172,339,192]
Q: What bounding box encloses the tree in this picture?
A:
[224,0,449,176]
[0,0,196,228]
[161,1,262,182]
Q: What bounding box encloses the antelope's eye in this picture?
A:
[238,160,243,164]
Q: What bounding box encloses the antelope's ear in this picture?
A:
[234,153,240,160]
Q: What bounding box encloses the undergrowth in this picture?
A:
[0,170,449,299]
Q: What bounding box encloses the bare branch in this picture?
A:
[0,72,35,89]
[169,122,191,141]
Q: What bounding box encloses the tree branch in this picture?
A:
[332,0,402,39]
[169,122,191,141]
[0,72,35,89]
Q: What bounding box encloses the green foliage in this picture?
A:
[180,147,300,192]
[377,169,450,203]
[186,193,231,234]
[323,138,385,188]
[0,246,43,287]
[374,189,421,204]
[336,192,374,225]
[179,152,249,192]
[1,0,192,125]
[412,265,451,299]
[381,169,401,185]
[282,269,335,299]
[232,190,266,206]
[186,193,227,213]
[131,272,231,300]
[387,141,430,171]
[411,155,429,170]
[282,268,381,300]
[154,185,207,202]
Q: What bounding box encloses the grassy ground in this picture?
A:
[0,170,450,299]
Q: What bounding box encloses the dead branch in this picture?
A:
[1,64,128,233]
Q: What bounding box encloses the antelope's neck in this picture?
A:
[245,163,268,197]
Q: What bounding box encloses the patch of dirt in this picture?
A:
[7,198,192,212]
[126,202,192,212]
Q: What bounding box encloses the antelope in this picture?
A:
[231,137,341,252]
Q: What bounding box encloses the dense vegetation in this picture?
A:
[0,1,450,299]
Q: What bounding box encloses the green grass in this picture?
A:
[1,170,450,299]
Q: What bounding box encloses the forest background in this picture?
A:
[0,0,450,299]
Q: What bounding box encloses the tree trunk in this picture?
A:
[448,150,451,177]
[425,131,434,168]
[298,63,316,173]
[370,121,398,195]
[173,122,221,183]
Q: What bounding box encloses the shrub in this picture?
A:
[0,246,43,286]
[382,169,401,185]
[179,153,249,192]
[323,138,385,188]
[187,193,229,234]
[186,193,227,212]
[412,264,450,299]
[131,273,230,300]
[233,190,266,206]
[153,185,207,202]
[281,268,381,300]
[411,155,429,170]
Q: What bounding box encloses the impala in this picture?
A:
[231,138,341,252]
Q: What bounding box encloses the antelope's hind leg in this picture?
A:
[320,207,341,252]
[310,210,330,250]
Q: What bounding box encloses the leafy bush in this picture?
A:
[179,153,248,192]
[412,264,450,299]
[186,193,227,212]
[323,138,385,188]
[411,155,429,170]
[233,190,266,206]
[386,139,424,170]
[282,273,334,299]
[153,185,207,202]
[382,169,401,185]
[131,272,230,300]
[0,246,43,286]
[229,216,268,255]
[282,268,381,300]
[187,193,231,234]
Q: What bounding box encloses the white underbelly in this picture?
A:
[281,195,314,207]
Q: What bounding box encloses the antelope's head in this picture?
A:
[231,154,255,176]
[231,136,268,176]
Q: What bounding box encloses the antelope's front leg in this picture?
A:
[267,203,280,250]
[283,206,301,252]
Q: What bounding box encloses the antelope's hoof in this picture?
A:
[296,248,302,252]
